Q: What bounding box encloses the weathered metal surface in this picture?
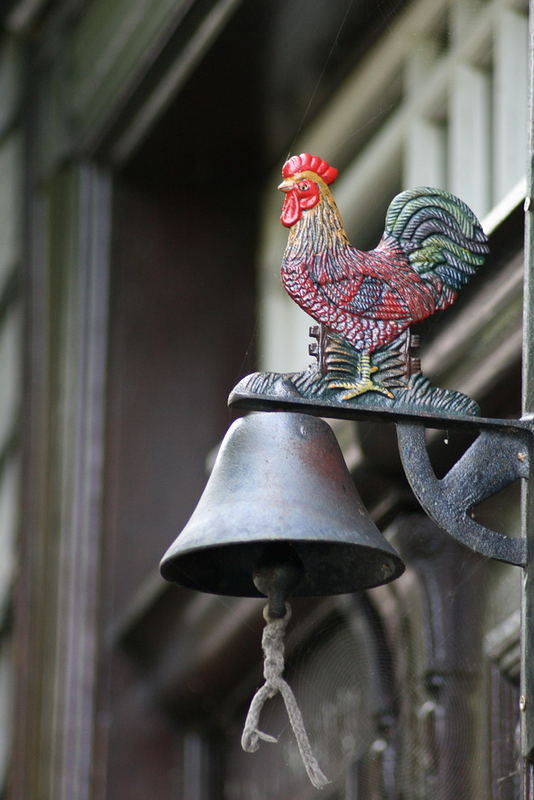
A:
[160,411,404,597]
[228,388,534,570]
[229,386,533,569]
[252,553,304,619]
[229,383,534,433]
[396,423,530,567]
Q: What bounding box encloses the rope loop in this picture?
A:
[241,603,329,790]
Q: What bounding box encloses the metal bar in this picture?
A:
[229,387,534,434]
[520,0,534,774]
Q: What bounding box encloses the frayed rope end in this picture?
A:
[241,603,330,790]
[241,728,278,752]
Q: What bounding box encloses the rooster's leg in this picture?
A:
[329,351,394,400]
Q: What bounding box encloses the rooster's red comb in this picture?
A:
[282,153,338,185]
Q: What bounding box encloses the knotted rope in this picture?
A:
[241,604,329,790]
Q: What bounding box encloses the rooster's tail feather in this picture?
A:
[384,187,489,290]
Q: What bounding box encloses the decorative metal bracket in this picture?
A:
[229,388,533,569]
[396,421,530,567]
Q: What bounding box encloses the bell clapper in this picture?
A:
[253,545,304,619]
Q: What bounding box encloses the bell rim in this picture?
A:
[160,536,405,598]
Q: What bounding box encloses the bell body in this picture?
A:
[160,412,404,597]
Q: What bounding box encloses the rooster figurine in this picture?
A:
[278,153,488,400]
[231,153,489,417]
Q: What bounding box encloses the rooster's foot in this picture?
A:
[327,351,394,399]
[328,378,394,400]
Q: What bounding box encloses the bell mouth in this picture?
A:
[160,538,404,598]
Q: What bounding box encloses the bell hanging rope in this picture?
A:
[241,603,329,791]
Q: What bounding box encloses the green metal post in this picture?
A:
[521,3,534,793]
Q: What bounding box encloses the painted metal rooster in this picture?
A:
[278,153,489,399]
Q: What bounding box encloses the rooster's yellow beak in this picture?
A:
[278,180,294,192]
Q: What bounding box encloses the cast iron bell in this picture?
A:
[160,411,404,600]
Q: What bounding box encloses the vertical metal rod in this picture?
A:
[521,1,534,785]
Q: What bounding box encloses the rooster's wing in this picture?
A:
[315,243,439,323]
[316,187,488,325]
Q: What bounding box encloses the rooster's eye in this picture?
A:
[299,182,310,191]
